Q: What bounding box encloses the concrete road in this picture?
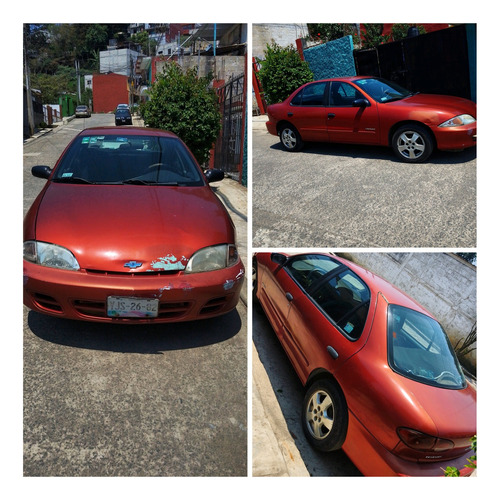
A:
[23,113,247,476]
[252,117,476,248]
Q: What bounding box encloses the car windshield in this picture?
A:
[387,305,466,389]
[354,77,413,103]
[52,134,204,186]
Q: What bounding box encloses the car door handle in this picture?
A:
[285,292,294,302]
[327,345,339,359]
[327,113,336,119]
[287,112,293,117]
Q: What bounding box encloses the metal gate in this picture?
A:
[213,73,246,180]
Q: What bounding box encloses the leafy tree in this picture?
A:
[390,24,426,42]
[362,24,390,48]
[142,62,221,165]
[307,24,359,45]
[257,42,313,105]
[131,30,157,56]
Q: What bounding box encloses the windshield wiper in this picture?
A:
[53,176,95,184]
[122,178,180,186]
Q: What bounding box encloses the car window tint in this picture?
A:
[329,82,364,106]
[53,135,204,186]
[387,305,466,389]
[295,82,327,106]
[290,89,303,105]
[287,254,342,290]
[309,269,370,340]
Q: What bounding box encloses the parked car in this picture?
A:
[75,105,91,118]
[115,108,132,126]
[253,252,476,476]
[266,77,476,162]
[24,127,244,323]
[116,103,130,111]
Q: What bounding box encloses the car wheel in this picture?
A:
[279,124,303,152]
[392,124,434,162]
[301,378,348,452]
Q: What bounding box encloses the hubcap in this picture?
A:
[281,128,297,149]
[305,390,334,440]
[397,131,426,160]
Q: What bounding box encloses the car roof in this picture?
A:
[77,126,179,138]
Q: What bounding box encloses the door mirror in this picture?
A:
[353,98,370,108]
[31,165,52,179]
[204,169,225,183]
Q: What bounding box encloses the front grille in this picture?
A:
[199,295,230,315]
[85,269,180,277]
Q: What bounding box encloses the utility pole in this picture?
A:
[24,28,35,136]
[75,59,81,102]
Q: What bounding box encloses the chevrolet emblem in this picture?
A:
[124,261,143,269]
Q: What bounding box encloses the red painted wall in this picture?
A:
[93,73,129,113]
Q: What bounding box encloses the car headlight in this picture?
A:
[438,114,476,127]
[185,244,238,273]
[23,241,80,271]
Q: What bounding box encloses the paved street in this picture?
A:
[252,116,476,248]
[22,114,247,476]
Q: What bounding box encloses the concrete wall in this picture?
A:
[155,55,245,83]
[252,24,309,60]
[340,252,476,368]
[303,36,356,80]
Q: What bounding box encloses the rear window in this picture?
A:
[387,305,466,389]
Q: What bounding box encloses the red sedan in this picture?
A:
[24,127,245,323]
[253,252,476,476]
[266,76,476,162]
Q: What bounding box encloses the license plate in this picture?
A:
[107,296,159,318]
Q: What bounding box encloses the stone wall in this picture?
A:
[303,36,356,80]
[340,252,476,369]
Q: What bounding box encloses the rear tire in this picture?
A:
[301,378,348,452]
[279,124,304,152]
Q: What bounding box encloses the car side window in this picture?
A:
[291,82,327,106]
[329,81,364,107]
[309,269,370,340]
[286,254,342,290]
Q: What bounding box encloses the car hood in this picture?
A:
[386,93,476,121]
[31,183,234,272]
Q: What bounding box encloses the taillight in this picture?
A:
[397,427,454,452]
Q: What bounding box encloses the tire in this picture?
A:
[301,378,348,452]
[391,124,434,163]
[279,124,304,152]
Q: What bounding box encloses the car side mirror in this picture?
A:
[271,253,288,267]
[32,165,53,179]
[204,169,225,183]
[353,98,370,107]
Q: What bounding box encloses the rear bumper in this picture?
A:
[343,411,475,477]
[24,259,245,323]
[266,121,278,136]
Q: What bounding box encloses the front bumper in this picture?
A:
[24,259,245,323]
[434,123,476,151]
[265,120,278,136]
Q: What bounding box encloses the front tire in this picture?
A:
[301,378,348,452]
[279,124,304,152]
[392,124,434,163]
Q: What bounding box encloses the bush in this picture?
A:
[257,42,313,105]
[142,62,221,165]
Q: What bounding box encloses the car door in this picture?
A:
[326,81,380,144]
[286,81,329,142]
[282,256,374,384]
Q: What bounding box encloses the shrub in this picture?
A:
[257,42,313,105]
[142,62,221,165]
